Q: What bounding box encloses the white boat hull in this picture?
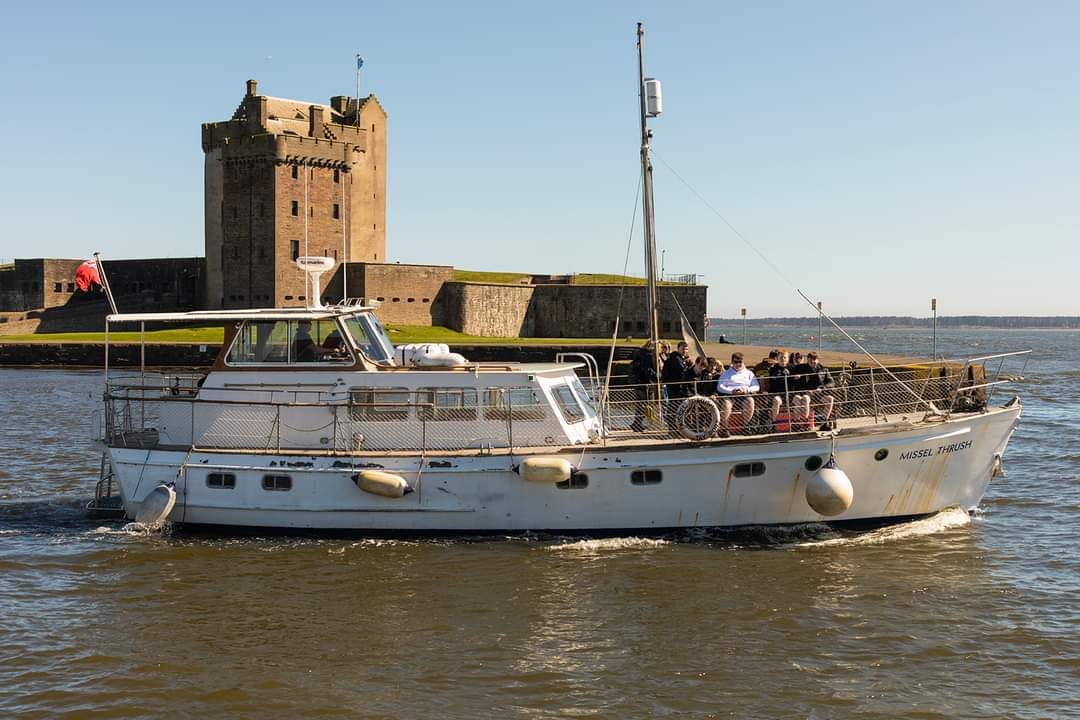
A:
[108,405,1019,533]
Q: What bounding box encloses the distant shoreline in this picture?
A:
[708,316,1078,330]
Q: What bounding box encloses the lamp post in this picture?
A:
[931,297,938,360]
[817,301,823,354]
[741,307,747,345]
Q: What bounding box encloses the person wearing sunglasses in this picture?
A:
[715,351,759,436]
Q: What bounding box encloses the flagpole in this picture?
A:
[94,252,118,315]
[355,55,363,129]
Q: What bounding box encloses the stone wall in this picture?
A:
[324,263,453,325]
[442,282,536,337]
[531,284,708,339]
[438,282,707,339]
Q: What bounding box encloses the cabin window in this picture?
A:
[343,313,394,363]
[804,456,824,472]
[225,319,350,365]
[631,469,662,485]
[483,387,546,421]
[262,474,292,491]
[556,473,588,490]
[552,384,585,423]
[568,376,596,414]
[418,388,478,421]
[733,462,766,478]
[207,472,236,489]
[349,387,410,420]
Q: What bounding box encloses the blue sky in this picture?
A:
[0,1,1075,316]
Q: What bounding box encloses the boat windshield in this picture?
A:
[344,313,395,363]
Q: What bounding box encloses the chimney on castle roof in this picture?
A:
[246,79,258,97]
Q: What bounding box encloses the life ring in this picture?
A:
[677,395,720,440]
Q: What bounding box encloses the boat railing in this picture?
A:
[102,354,1027,452]
[103,381,568,453]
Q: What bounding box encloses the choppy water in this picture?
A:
[1,328,1077,719]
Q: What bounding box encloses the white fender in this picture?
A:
[354,470,412,498]
[134,483,177,527]
[806,458,854,516]
[516,457,573,483]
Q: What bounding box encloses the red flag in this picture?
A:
[74,259,100,292]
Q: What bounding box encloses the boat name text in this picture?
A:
[898,440,972,461]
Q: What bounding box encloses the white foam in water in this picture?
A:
[85,522,172,536]
[793,507,972,549]
[0,529,21,536]
[548,537,671,553]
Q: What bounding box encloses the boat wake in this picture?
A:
[86,522,173,537]
[547,537,671,553]
[791,507,972,548]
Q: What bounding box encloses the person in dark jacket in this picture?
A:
[791,351,836,429]
[768,351,807,431]
[662,342,693,400]
[628,340,658,432]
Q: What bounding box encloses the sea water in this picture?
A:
[0,327,1076,718]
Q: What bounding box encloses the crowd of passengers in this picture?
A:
[628,341,836,436]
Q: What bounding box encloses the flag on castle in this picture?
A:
[74,258,100,292]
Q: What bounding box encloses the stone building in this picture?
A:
[201,80,386,309]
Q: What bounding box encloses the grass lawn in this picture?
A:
[0,326,224,344]
[451,269,530,284]
[0,325,617,346]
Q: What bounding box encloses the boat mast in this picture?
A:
[636,23,662,390]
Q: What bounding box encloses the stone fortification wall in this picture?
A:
[0,258,204,331]
[320,262,452,325]
[442,283,536,337]
[441,282,706,339]
[531,284,708,339]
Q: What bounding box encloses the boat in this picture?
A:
[91,26,1027,535]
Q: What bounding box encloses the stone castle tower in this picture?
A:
[201,79,386,308]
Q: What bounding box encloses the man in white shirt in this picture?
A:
[715,351,759,436]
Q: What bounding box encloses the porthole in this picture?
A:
[804,456,824,472]
[207,472,236,489]
[733,462,766,478]
[262,474,292,491]
[631,469,662,486]
[874,449,889,462]
[556,473,588,490]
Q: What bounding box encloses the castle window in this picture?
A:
[290,241,299,261]
[291,166,298,179]
[258,203,264,217]
[53,282,62,292]
[232,247,239,260]
[291,200,298,216]
[371,124,375,132]
[67,283,74,293]
[257,247,265,260]
[407,298,415,303]
[392,297,400,303]
[285,295,294,301]
[422,298,429,303]
[333,169,340,183]
[310,206,314,217]
[333,203,340,219]
[232,207,238,220]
